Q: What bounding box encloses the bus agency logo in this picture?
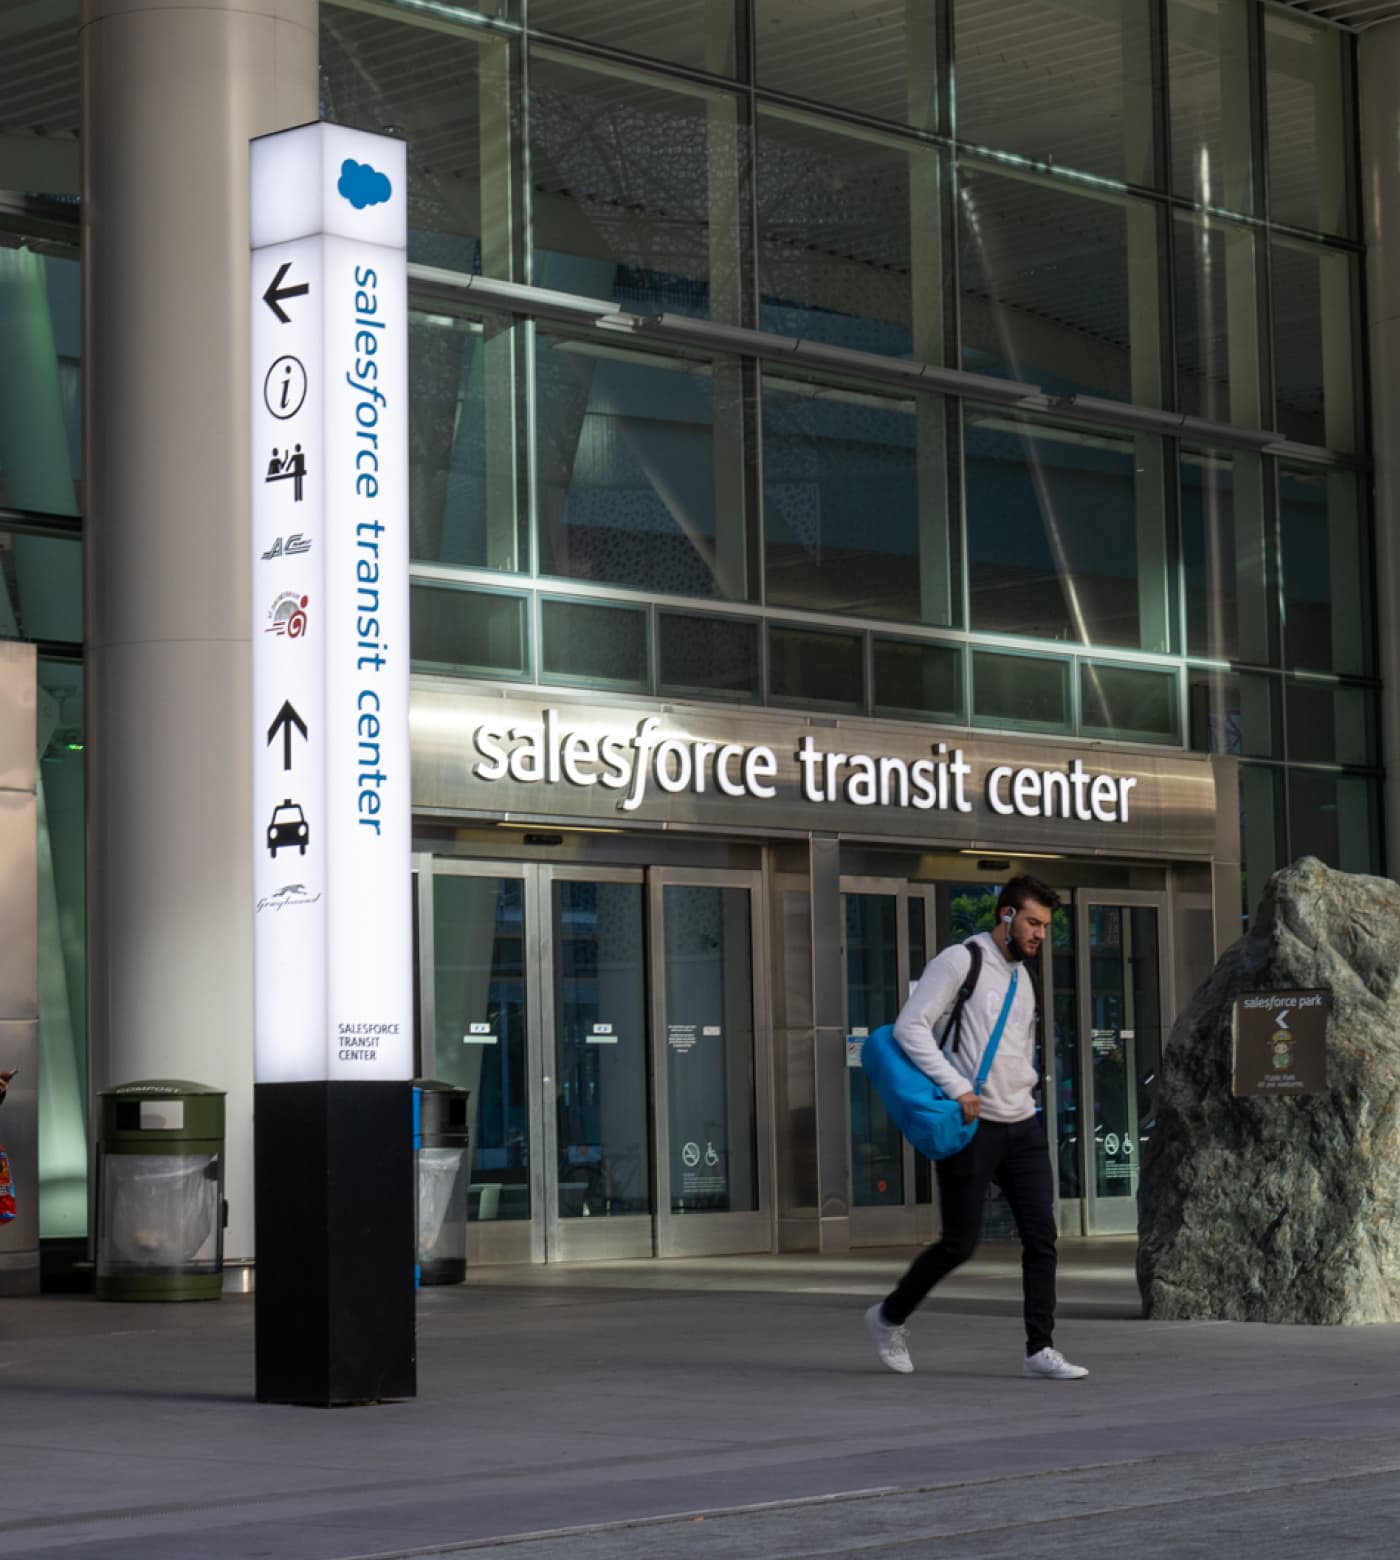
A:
[266,591,309,638]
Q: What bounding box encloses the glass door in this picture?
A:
[843,878,934,1244]
[650,869,773,1257]
[543,868,653,1261]
[1077,895,1167,1235]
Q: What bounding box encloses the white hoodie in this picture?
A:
[892,930,1039,1124]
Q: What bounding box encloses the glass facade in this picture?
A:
[0,1,1388,1245]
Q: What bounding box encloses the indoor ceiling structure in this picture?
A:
[1276,1,1400,29]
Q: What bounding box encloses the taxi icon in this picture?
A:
[267,799,309,857]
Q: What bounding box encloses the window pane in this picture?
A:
[1175,216,1259,427]
[0,2,79,197]
[1284,682,1375,768]
[530,51,744,320]
[0,249,80,518]
[1279,468,1366,676]
[536,335,741,598]
[657,612,759,701]
[410,584,528,678]
[0,530,80,644]
[1265,9,1352,238]
[768,624,863,709]
[972,650,1069,730]
[540,598,648,690]
[1271,240,1357,452]
[758,109,943,357]
[755,0,938,128]
[872,639,962,722]
[322,4,515,272]
[964,411,1144,649]
[529,0,736,77]
[1289,772,1379,876]
[955,0,1157,186]
[1186,668,1280,759]
[1167,0,1255,212]
[763,377,949,623]
[432,875,531,1221]
[958,165,1161,405]
[1240,763,1284,921]
[410,311,522,570]
[1181,450,1276,665]
[1080,663,1179,744]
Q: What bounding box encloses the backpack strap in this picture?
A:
[942,939,982,1062]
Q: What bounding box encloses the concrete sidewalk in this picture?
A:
[6,1242,1400,1558]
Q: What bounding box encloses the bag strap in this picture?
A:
[942,939,982,1061]
[973,968,1019,1093]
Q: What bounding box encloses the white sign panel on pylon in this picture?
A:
[250,122,411,1082]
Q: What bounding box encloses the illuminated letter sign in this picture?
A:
[250,123,411,1081]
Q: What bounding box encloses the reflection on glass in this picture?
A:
[1279,468,1365,676]
[529,0,736,77]
[0,249,81,517]
[657,612,760,702]
[768,624,863,709]
[1271,240,1357,452]
[536,336,737,597]
[663,885,757,1214]
[1167,0,1255,213]
[321,3,515,271]
[1175,216,1259,427]
[1181,450,1249,663]
[972,650,1069,731]
[530,51,744,319]
[758,109,941,357]
[1079,663,1179,745]
[1052,902,1079,1201]
[409,312,522,570]
[1265,9,1352,238]
[959,166,1159,405]
[873,639,962,722]
[1284,682,1373,769]
[1086,907,1160,1215]
[1186,669,1280,760]
[955,0,1156,186]
[1240,764,1286,923]
[540,598,648,691]
[963,412,1142,647]
[846,894,903,1208]
[1288,772,1380,876]
[554,881,651,1219]
[410,584,528,678]
[763,377,950,622]
[432,876,530,1221]
[755,0,938,128]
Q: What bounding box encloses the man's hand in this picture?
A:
[958,1091,980,1123]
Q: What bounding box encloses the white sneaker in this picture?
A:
[1024,1346,1089,1380]
[865,1303,914,1374]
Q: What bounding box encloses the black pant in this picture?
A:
[881,1115,1057,1355]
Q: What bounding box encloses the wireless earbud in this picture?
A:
[1002,911,1014,925]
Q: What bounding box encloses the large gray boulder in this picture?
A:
[1138,857,1400,1324]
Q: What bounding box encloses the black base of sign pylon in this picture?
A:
[254,1081,416,1406]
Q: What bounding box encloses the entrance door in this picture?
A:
[1076,895,1167,1235]
[844,878,935,1245]
[421,857,771,1263]
[650,869,773,1257]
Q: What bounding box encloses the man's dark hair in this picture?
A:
[996,874,1061,919]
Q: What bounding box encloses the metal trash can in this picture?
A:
[96,1081,226,1301]
[413,1081,469,1286]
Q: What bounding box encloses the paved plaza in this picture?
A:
[5,1241,1400,1558]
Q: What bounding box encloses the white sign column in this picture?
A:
[251,122,411,1082]
[249,122,414,1406]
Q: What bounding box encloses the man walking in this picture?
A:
[864,875,1088,1380]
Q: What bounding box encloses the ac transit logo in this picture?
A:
[266,591,309,637]
[263,533,312,561]
[257,882,322,914]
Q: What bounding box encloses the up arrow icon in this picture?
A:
[267,700,309,770]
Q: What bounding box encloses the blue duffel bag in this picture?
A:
[859,963,1018,1161]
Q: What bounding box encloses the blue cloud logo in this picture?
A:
[337,158,392,210]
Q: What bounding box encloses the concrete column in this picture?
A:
[81,0,318,1266]
[1357,25,1400,874]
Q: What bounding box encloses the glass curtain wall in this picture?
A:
[312,0,1381,887]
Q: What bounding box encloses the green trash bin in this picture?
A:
[96,1081,226,1301]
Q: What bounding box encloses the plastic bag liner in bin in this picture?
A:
[417,1146,466,1266]
[99,1154,221,1273]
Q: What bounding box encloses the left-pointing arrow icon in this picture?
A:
[263,261,310,324]
[267,699,308,771]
